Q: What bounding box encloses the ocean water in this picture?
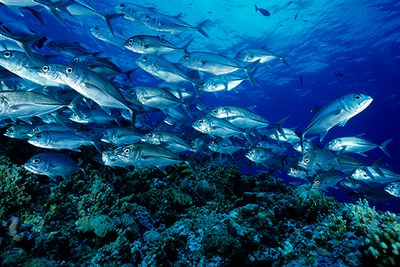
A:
[1,0,400,266]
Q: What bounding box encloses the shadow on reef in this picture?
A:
[0,148,400,266]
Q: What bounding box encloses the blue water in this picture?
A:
[1,1,400,201]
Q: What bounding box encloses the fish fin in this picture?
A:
[319,131,328,142]
[380,138,393,158]
[104,14,124,35]
[173,13,184,19]
[67,95,83,117]
[195,19,210,38]
[372,157,385,177]
[254,4,258,12]
[245,59,260,85]
[338,118,349,127]
[23,7,46,26]
[18,117,32,124]
[359,152,368,157]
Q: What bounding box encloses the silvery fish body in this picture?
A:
[136,55,193,84]
[192,116,244,138]
[0,91,66,121]
[24,152,80,179]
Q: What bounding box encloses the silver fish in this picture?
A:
[4,124,34,139]
[136,55,194,84]
[28,130,97,152]
[192,116,244,138]
[384,182,400,197]
[198,74,248,92]
[0,50,60,86]
[142,131,194,153]
[101,128,142,146]
[124,35,190,55]
[235,48,287,65]
[0,91,69,122]
[24,152,81,180]
[179,52,258,82]
[209,106,270,130]
[208,139,242,155]
[133,86,185,109]
[326,136,392,157]
[303,93,373,142]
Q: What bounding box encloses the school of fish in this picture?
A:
[0,1,398,200]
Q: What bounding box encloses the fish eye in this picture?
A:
[199,81,205,86]
[3,51,11,58]
[119,3,125,9]
[198,119,204,123]
[128,38,133,44]
[42,65,49,72]
[144,15,150,20]
[66,67,73,74]
[35,133,41,138]
[32,158,41,164]
[147,133,152,138]
[314,180,320,185]
[184,54,190,60]
[123,147,130,154]
[212,109,218,114]
[94,26,99,30]
[354,94,361,100]
[303,157,310,163]
[142,56,148,62]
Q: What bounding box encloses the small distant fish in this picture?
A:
[299,76,303,88]
[334,72,344,78]
[254,4,271,17]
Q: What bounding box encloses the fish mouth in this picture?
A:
[359,97,373,111]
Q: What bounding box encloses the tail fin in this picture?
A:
[273,115,290,140]
[104,14,124,36]
[380,138,392,157]
[195,19,210,38]
[254,4,259,12]
[244,59,260,85]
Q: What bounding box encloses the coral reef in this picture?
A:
[0,152,400,266]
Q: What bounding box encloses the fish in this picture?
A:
[297,148,340,174]
[263,127,300,144]
[302,93,373,143]
[3,124,34,139]
[68,109,117,125]
[235,48,287,65]
[245,147,282,167]
[314,171,347,191]
[197,74,248,93]
[132,86,186,110]
[101,128,143,146]
[350,167,400,185]
[24,152,81,180]
[28,130,98,152]
[57,64,136,126]
[0,91,73,122]
[101,150,130,168]
[208,139,242,155]
[384,182,400,197]
[0,50,62,86]
[136,55,194,84]
[124,35,191,55]
[114,143,187,170]
[208,106,279,133]
[287,166,309,180]
[179,52,259,83]
[254,4,271,17]
[326,136,392,157]
[142,131,195,153]
[192,116,244,138]
[255,140,289,156]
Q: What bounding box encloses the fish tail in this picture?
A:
[380,138,393,157]
[245,59,260,85]
[104,14,124,36]
[195,19,210,38]
[254,4,258,12]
